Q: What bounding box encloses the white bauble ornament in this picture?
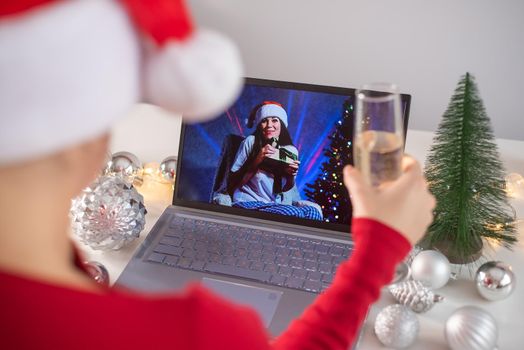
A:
[411,250,451,289]
[445,306,498,350]
[374,304,419,349]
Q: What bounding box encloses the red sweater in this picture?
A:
[0,218,410,350]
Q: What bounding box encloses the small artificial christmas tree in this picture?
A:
[304,98,354,223]
[422,73,517,263]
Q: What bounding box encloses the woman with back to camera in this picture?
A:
[0,0,435,349]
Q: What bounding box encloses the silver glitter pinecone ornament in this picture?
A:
[475,261,516,301]
[389,280,444,313]
[445,306,498,350]
[411,250,451,289]
[374,304,419,349]
[71,176,147,250]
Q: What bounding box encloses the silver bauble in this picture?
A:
[389,280,444,313]
[390,261,411,285]
[159,155,177,182]
[445,306,498,350]
[475,261,516,301]
[405,245,423,266]
[374,304,419,349]
[411,250,451,289]
[84,261,110,286]
[104,151,142,182]
[71,176,147,250]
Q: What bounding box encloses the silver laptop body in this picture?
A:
[116,77,411,338]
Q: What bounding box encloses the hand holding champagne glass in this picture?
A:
[352,84,436,284]
[354,83,404,186]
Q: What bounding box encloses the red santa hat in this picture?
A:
[0,0,243,164]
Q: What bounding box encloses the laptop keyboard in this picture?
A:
[146,216,352,293]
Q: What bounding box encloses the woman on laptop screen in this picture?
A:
[226,101,323,220]
[0,1,435,349]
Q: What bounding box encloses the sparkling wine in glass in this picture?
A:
[354,83,404,186]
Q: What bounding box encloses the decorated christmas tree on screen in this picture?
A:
[305,98,354,223]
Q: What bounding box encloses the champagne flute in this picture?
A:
[354,84,409,285]
[354,83,404,187]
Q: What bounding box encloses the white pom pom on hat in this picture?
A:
[144,29,243,121]
[0,0,243,165]
[121,0,243,120]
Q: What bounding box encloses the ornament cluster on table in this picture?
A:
[388,249,449,314]
[70,151,177,251]
[104,151,177,185]
[374,247,515,349]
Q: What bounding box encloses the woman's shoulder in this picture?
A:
[242,134,255,144]
[238,134,255,150]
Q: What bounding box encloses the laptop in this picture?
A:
[116,77,411,337]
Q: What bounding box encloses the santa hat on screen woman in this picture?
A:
[0,0,243,164]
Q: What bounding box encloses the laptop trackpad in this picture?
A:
[201,277,282,327]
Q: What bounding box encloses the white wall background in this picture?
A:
[111,104,182,163]
[188,0,524,141]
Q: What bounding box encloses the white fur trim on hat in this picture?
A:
[0,0,244,165]
[0,1,140,164]
[255,103,288,128]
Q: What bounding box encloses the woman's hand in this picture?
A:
[255,144,278,165]
[284,160,300,176]
[343,156,436,245]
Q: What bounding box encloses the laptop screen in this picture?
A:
[174,78,410,233]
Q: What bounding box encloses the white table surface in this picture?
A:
[82,128,524,349]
